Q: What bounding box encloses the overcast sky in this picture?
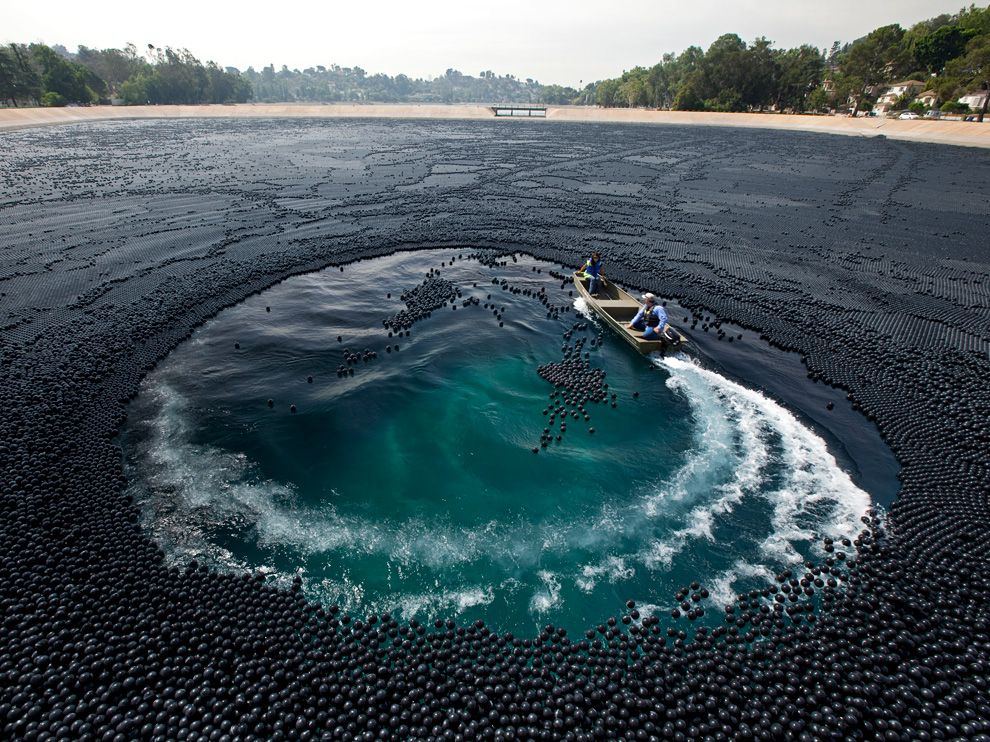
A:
[5,0,972,87]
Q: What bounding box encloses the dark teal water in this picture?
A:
[123,249,873,635]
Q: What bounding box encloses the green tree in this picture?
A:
[619,70,648,107]
[40,91,66,107]
[744,37,780,110]
[540,84,578,104]
[672,76,705,110]
[842,24,913,115]
[775,45,824,110]
[841,24,911,114]
[826,41,842,71]
[805,86,829,112]
[595,78,621,107]
[701,33,749,111]
[957,4,990,36]
[116,47,250,105]
[29,44,99,104]
[76,44,146,97]
[914,25,976,73]
[940,99,970,113]
[120,71,152,104]
[830,72,866,113]
[0,44,42,106]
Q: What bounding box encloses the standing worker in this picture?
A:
[580,252,605,297]
[628,293,668,340]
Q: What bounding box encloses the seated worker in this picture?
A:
[628,292,668,340]
[580,252,605,297]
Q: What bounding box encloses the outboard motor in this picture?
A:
[663,327,683,346]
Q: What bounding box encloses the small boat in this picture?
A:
[573,272,686,355]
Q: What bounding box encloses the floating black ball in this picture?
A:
[5,123,986,742]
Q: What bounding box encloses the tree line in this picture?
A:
[243,65,579,105]
[591,4,990,113]
[593,37,827,112]
[0,41,576,107]
[829,5,989,115]
[3,5,987,111]
[0,43,250,107]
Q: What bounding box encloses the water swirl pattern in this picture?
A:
[123,249,877,633]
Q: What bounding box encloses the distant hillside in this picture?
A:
[0,43,582,108]
[0,43,250,107]
[242,65,584,105]
[589,4,990,115]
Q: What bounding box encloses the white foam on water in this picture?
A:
[132,384,299,557]
[131,341,872,625]
[390,585,495,618]
[630,602,664,619]
[648,354,870,568]
[635,354,773,569]
[314,573,365,613]
[708,561,777,611]
[575,555,635,593]
[529,571,562,614]
[640,540,678,570]
[640,370,737,516]
[130,384,490,569]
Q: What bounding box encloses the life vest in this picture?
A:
[645,305,661,327]
[585,258,602,277]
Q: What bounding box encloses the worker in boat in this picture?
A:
[580,252,605,297]
[628,292,669,340]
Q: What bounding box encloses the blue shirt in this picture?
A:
[632,303,667,328]
[582,258,603,277]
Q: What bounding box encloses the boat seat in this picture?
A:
[594,300,639,308]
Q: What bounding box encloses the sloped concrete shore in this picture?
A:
[1,102,988,148]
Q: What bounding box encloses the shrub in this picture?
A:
[940,100,970,114]
[40,91,66,107]
[672,82,705,111]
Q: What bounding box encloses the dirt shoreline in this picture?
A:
[1,102,988,147]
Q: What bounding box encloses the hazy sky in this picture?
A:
[5,0,973,86]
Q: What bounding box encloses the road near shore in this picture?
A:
[1,102,988,148]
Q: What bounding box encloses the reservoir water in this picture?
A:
[123,249,885,634]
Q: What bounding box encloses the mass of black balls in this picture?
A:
[535,351,609,451]
[1,118,989,742]
[336,348,377,378]
[383,274,459,333]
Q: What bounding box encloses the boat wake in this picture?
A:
[128,341,870,625]
[634,354,870,601]
[124,278,873,629]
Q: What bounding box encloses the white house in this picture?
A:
[958,91,988,111]
[917,90,939,108]
[874,80,926,114]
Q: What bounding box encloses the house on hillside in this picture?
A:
[958,90,988,112]
[874,80,926,114]
[917,90,939,108]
